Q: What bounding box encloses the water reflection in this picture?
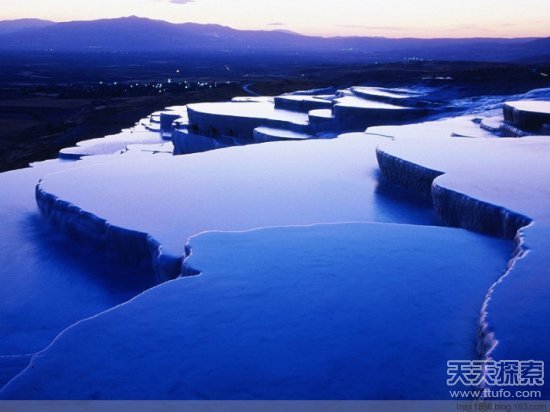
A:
[373,169,442,227]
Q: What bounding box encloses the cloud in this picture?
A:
[169,0,194,4]
[268,22,285,26]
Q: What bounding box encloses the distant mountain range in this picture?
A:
[0,18,54,35]
[0,16,548,62]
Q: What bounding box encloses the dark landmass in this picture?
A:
[0,47,549,172]
[0,18,54,35]
[0,83,244,172]
[0,17,549,63]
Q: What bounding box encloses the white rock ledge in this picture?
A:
[376,148,533,239]
[503,100,550,133]
[431,184,532,240]
[32,133,440,285]
[35,184,183,282]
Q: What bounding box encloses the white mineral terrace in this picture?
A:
[35,116,519,282]
[334,95,412,110]
[188,102,309,125]
[276,94,332,102]
[504,100,550,114]
[351,86,421,100]
[37,134,401,266]
[59,124,164,159]
[231,96,274,103]
[376,135,550,223]
[308,109,334,119]
[253,126,311,141]
[1,84,550,400]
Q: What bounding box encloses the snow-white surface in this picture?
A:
[0,223,511,400]
[334,95,411,110]
[188,102,309,125]
[36,134,440,268]
[59,123,163,159]
[366,116,497,139]
[309,109,334,119]
[231,96,274,103]
[253,127,311,141]
[164,106,189,118]
[125,142,174,154]
[276,94,330,103]
[504,100,550,114]
[480,116,504,133]
[377,136,550,222]
[35,118,507,283]
[274,95,333,113]
[352,86,419,100]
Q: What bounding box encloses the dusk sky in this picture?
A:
[2,0,550,38]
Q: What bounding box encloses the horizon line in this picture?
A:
[0,15,547,40]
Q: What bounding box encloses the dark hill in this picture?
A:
[0,16,547,62]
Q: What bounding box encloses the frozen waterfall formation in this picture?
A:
[1,85,550,399]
